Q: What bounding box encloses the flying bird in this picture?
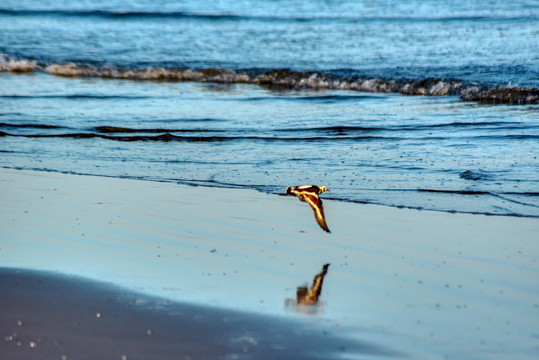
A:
[286,185,330,233]
[296,263,330,305]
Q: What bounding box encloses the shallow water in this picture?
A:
[2,0,539,216]
[1,73,538,216]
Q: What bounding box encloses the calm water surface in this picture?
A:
[1,73,538,216]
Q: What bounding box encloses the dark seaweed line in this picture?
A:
[0,9,287,21]
[277,122,537,132]
[240,94,384,102]
[0,123,224,134]
[0,131,404,142]
[3,122,535,135]
[0,8,535,24]
[0,131,231,142]
[2,130,537,143]
[472,134,539,140]
[0,94,151,100]
[0,122,64,130]
[93,126,225,134]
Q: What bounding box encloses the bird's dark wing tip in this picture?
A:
[322,264,330,273]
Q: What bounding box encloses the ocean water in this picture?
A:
[1,1,538,213]
[0,1,538,216]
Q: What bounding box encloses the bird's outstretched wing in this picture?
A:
[297,263,330,305]
[309,263,330,300]
[287,185,323,196]
[302,192,331,233]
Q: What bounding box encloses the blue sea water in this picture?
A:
[1,0,538,216]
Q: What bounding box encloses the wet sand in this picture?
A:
[1,168,538,359]
[0,268,392,360]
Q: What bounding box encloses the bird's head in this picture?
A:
[319,186,328,193]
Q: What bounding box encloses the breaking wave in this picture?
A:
[1,55,537,105]
[0,55,39,73]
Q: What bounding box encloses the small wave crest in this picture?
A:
[93,126,223,134]
[0,130,395,143]
[1,55,537,105]
[459,170,491,181]
[0,122,63,130]
[460,86,539,105]
[0,54,39,73]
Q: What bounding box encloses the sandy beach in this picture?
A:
[1,268,387,360]
[1,167,538,359]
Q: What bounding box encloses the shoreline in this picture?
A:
[1,167,538,359]
[2,166,537,219]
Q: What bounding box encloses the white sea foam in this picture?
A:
[1,58,536,104]
[0,54,39,72]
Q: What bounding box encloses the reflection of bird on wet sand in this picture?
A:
[296,263,330,305]
[286,185,330,233]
